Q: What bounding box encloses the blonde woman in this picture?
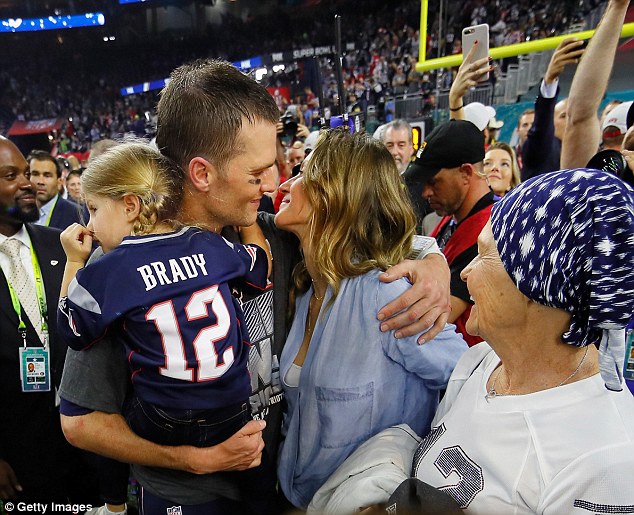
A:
[274,129,467,509]
[483,142,521,196]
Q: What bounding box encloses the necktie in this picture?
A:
[0,239,43,343]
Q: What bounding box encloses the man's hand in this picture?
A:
[295,123,310,140]
[377,254,451,343]
[544,38,585,86]
[62,411,266,475]
[0,459,22,500]
[184,420,266,475]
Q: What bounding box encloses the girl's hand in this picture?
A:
[60,223,93,265]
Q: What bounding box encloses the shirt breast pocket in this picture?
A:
[315,382,374,449]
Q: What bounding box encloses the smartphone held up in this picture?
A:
[462,24,490,82]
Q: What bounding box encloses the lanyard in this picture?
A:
[5,244,48,347]
[44,195,59,227]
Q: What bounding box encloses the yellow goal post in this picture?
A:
[417,0,634,72]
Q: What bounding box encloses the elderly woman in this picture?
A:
[274,129,467,509]
[483,142,520,197]
[411,169,634,513]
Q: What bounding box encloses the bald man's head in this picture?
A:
[554,99,568,141]
[0,138,39,233]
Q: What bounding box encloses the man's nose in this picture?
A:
[260,166,277,194]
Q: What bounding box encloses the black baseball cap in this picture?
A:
[386,478,462,514]
[402,120,485,185]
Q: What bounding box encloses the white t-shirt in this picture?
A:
[413,343,634,514]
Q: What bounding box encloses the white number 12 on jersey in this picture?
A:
[146,285,234,382]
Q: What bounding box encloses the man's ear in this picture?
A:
[458,163,474,182]
[122,194,141,221]
[461,163,485,181]
[188,157,215,193]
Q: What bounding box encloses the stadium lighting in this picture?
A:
[0,13,105,33]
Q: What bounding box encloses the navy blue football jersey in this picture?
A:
[58,226,270,409]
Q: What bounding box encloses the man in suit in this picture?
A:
[520,38,584,181]
[0,137,99,502]
[27,150,84,230]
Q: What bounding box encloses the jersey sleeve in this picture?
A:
[377,280,468,389]
[411,235,443,260]
[57,261,119,350]
[539,443,634,514]
[227,240,271,294]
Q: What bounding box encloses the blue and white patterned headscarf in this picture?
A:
[491,169,634,391]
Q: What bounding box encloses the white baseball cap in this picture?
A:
[463,102,497,132]
[602,101,633,139]
[304,130,321,152]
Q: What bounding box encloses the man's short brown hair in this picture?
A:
[156,59,280,172]
[27,150,61,177]
[518,108,535,127]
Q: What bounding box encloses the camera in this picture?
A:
[280,112,298,138]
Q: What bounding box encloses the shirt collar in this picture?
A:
[39,194,59,218]
[0,225,32,250]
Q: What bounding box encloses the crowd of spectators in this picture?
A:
[0,0,632,511]
[0,0,599,153]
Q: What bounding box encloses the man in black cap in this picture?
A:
[403,120,493,347]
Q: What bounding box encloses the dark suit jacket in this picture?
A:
[0,224,98,502]
[521,88,562,181]
[49,196,84,230]
[66,195,90,223]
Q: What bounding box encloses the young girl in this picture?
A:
[57,141,277,514]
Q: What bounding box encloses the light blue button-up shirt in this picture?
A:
[277,270,468,508]
[36,194,58,226]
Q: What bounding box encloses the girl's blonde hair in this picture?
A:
[81,141,184,235]
[290,129,416,310]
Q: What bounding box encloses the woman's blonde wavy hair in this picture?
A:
[81,141,184,235]
[290,129,416,311]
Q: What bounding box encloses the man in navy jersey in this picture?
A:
[59,60,452,512]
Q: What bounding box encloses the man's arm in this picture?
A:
[61,412,266,474]
[521,93,558,177]
[561,0,629,169]
[521,38,583,179]
[59,322,266,476]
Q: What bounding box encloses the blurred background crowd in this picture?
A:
[0,0,594,156]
